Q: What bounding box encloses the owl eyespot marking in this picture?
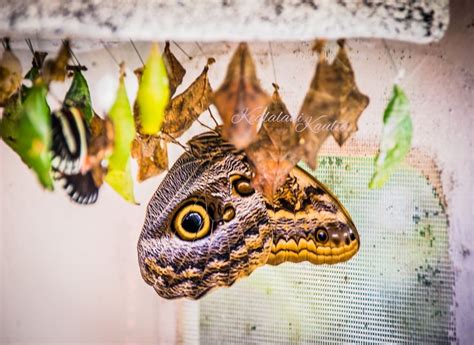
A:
[230,174,255,196]
[222,206,236,221]
[316,228,329,243]
[173,202,212,241]
[182,212,203,233]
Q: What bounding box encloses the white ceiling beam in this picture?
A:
[0,0,449,43]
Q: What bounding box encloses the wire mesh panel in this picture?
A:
[179,154,455,344]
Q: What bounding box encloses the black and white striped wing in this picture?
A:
[51,107,88,175]
[55,170,99,205]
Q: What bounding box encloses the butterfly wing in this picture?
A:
[138,131,272,299]
[267,166,360,265]
[54,170,99,205]
[51,106,88,175]
[51,106,101,205]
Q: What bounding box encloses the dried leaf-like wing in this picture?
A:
[163,41,186,97]
[91,163,106,188]
[213,43,270,149]
[161,58,214,138]
[245,85,302,198]
[133,67,144,128]
[335,89,369,145]
[298,40,369,169]
[42,40,71,84]
[298,50,338,170]
[330,40,369,146]
[82,114,114,172]
[131,133,168,182]
[0,41,22,106]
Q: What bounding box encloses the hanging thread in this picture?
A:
[129,39,144,66]
[172,41,192,60]
[268,42,278,85]
[382,39,405,85]
[101,40,120,67]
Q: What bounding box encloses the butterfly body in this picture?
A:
[138,130,359,299]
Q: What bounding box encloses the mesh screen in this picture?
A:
[179,155,455,344]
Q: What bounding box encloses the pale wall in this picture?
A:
[1,0,473,343]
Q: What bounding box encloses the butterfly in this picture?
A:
[51,106,100,204]
[137,129,359,299]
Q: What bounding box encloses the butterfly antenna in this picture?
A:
[161,131,192,155]
[207,107,220,128]
[196,118,216,132]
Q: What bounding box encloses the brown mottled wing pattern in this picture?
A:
[138,130,272,299]
[267,166,359,266]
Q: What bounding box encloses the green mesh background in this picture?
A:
[179,155,455,344]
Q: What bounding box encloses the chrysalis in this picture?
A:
[136,43,169,135]
[369,85,412,189]
[105,65,137,204]
[0,39,22,106]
